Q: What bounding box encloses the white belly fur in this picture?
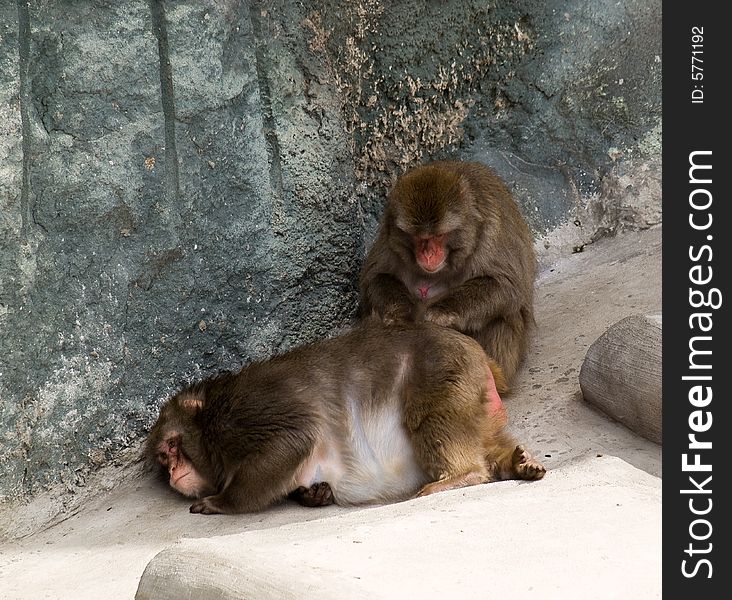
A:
[294,400,429,505]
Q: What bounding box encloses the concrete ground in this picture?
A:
[0,226,662,599]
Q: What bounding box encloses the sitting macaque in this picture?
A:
[360,161,536,387]
[146,322,545,515]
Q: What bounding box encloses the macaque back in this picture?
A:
[146,323,544,514]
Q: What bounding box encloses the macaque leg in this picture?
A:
[289,482,335,507]
[406,384,493,498]
[416,471,489,497]
[478,366,545,481]
[406,368,544,499]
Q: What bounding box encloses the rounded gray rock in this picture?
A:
[579,314,662,444]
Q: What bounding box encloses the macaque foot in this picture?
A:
[415,470,490,498]
[190,496,224,515]
[290,481,335,507]
[511,445,546,480]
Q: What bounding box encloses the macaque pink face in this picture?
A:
[414,233,448,273]
[156,432,210,498]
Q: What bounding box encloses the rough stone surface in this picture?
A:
[1,0,660,518]
[579,314,662,444]
[135,456,661,600]
[1,0,362,509]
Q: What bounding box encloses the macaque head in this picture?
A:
[146,391,216,499]
[388,164,478,274]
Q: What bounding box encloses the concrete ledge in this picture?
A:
[136,456,661,600]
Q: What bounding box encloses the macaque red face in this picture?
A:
[414,233,448,273]
[154,430,212,498]
[146,394,217,500]
[389,166,470,276]
[157,431,206,498]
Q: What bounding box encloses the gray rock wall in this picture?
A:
[0,0,660,508]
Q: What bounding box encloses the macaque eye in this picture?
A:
[164,437,182,458]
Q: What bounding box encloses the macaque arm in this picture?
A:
[189,470,250,514]
[424,276,519,330]
[190,458,298,515]
[190,431,316,515]
[361,272,416,323]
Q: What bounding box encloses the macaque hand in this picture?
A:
[378,303,414,326]
[423,304,459,328]
[190,496,224,515]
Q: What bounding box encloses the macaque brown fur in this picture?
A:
[360,161,537,387]
[146,323,544,515]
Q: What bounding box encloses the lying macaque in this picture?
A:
[146,322,545,514]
